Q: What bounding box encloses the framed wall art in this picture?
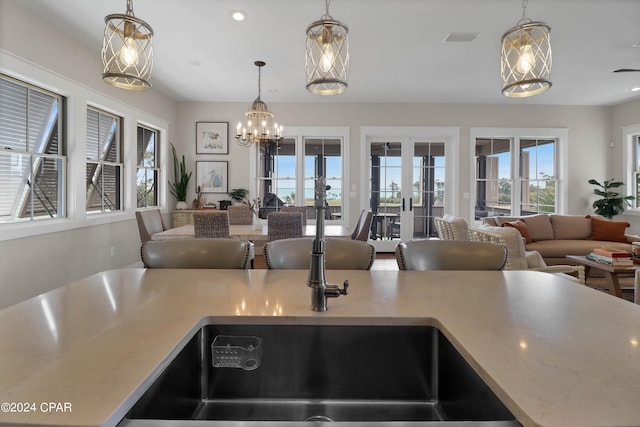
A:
[196,161,228,193]
[196,122,228,154]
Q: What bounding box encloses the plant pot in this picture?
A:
[176,201,188,210]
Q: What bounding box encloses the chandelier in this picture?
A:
[305,0,349,95]
[500,0,552,98]
[101,0,153,90]
[236,61,283,146]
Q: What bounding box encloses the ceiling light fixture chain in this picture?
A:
[101,0,154,90]
[305,0,349,95]
[500,0,552,98]
[323,0,332,19]
[236,61,284,147]
[125,0,135,16]
[519,0,529,24]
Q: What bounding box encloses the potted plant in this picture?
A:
[588,178,635,219]
[168,143,192,210]
[228,188,249,204]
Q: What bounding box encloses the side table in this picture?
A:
[566,255,636,299]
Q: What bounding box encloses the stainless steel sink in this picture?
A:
[118,324,521,426]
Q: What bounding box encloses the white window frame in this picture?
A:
[136,124,160,208]
[0,74,66,223]
[469,127,569,224]
[360,126,461,217]
[622,124,640,214]
[86,106,123,214]
[0,50,169,242]
[249,126,350,224]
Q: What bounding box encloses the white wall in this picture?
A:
[174,101,612,226]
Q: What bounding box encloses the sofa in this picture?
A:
[482,214,640,265]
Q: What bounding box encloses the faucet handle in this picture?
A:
[340,280,349,295]
[325,280,349,298]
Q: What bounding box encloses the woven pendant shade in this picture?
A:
[501,21,552,98]
[305,1,349,96]
[102,0,153,90]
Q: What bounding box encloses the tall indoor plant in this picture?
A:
[169,143,192,210]
[588,178,635,219]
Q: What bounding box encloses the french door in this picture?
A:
[362,127,458,252]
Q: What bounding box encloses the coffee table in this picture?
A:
[566,255,637,299]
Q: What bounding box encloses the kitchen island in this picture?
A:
[0,268,639,427]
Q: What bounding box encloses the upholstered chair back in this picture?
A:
[351,209,374,241]
[135,209,167,243]
[395,239,507,271]
[264,237,375,270]
[141,239,250,269]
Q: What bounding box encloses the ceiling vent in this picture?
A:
[443,32,480,43]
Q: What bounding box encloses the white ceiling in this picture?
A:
[15,0,640,106]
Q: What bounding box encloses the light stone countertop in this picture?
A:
[0,268,639,427]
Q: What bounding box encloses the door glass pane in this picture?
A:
[304,138,342,220]
[257,139,295,216]
[370,142,402,240]
[475,138,511,219]
[520,139,556,214]
[413,142,445,239]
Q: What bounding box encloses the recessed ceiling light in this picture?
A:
[231,10,246,21]
[632,87,640,92]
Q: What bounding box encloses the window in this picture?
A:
[0,75,65,223]
[136,125,159,208]
[86,107,122,213]
[304,138,342,218]
[473,129,565,220]
[622,128,640,210]
[255,127,347,221]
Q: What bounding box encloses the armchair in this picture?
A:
[468,225,585,284]
[434,214,470,241]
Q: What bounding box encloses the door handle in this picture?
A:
[402,198,405,211]
[409,197,413,211]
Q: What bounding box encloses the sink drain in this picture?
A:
[304,415,334,422]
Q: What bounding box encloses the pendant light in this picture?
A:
[500,0,552,98]
[102,0,153,90]
[236,61,284,146]
[305,0,349,95]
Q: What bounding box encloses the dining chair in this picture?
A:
[135,209,168,243]
[193,211,230,238]
[141,239,251,269]
[281,206,308,225]
[264,237,376,270]
[395,239,507,271]
[267,212,303,241]
[227,206,254,225]
[193,211,257,268]
[350,209,374,241]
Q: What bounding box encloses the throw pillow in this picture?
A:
[586,215,630,242]
[502,219,534,243]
